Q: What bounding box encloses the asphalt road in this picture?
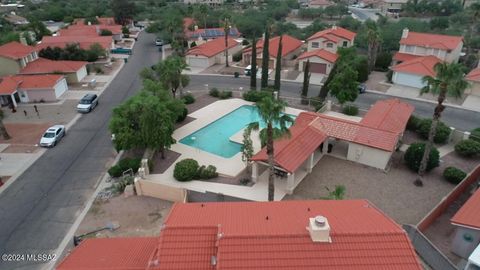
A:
[0,32,159,270]
[348,7,379,21]
[186,75,480,131]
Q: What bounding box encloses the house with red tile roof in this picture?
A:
[391,55,441,88]
[393,28,463,64]
[450,188,480,259]
[0,74,68,107]
[0,41,39,76]
[20,58,88,83]
[185,25,241,47]
[56,200,422,270]
[297,49,338,75]
[465,68,480,97]
[37,35,114,52]
[251,99,413,193]
[242,34,303,69]
[186,37,241,68]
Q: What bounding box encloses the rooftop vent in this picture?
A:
[307,215,331,243]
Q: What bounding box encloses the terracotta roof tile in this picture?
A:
[451,188,480,229]
[392,55,441,77]
[0,74,63,92]
[400,31,463,50]
[361,98,415,134]
[245,34,303,58]
[393,52,421,62]
[0,76,21,95]
[37,36,113,51]
[20,58,87,74]
[297,48,338,63]
[187,37,238,58]
[466,68,480,82]
[0,41,36,60]
[307,26,356,42]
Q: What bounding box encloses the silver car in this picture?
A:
[39,125,65,147]
[77,94,99,113]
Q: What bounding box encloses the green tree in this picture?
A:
[366,20,382,72]
[301,60,310,102]
[241,126,254,175]
[273,35,283,92]
[325,185,346,200]
[0,109,11,140]
[250,35,257,90]
[27,20,51,40]
[224,17,231,67]
[329,65,359,106]
[111,0,136,25]
[248,96,293,201]
[416,63,469,185]
[148,56,190,98]
[261,25,270,89]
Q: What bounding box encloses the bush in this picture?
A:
[182,93,195,104]
[443,167,467,184]
[404,142,440,172]
[219,90,232,99]
[234,72,240,78]
[232,51,242,62]
[209,87,219,97]
[118,157,141,173]
[190,41,197,48]
[242,90,272,102]
[342,105,359,116]
[417,119,451,144]
[174,159,199,181]
[375,52,392,71]
[407,115,421,131]
[470,127,480,143]
[354,55,369,82]
[100,29,113,36]
[242,39,249,46]
[455,139,480,157]
[176,107,188,123]
[108,165,123,177]
[195,165,218,179]
[386,70,393,83]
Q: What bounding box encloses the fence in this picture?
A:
[134,178,187,202]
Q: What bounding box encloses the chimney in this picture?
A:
[332,24,337,30]
[194,25,198,31]
[307,215,331,243]
[402,28,409,39]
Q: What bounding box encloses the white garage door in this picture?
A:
[187,57,209,68]
[393,72,425,88]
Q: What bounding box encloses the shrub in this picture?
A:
[108,165,123,178]
[386,70,393,83]
[242,39,249,46]
[404,142,440,172]
[342,105,359,116]
[455,139,480,157]
[417,119,451,144]
[470,127,480,143]
[374,52,392,71]
[94,66,104,74]
[354,55,369,82]
[219,90,232,99]
[174,159,199,181]
[234,72,240,78]
[182,93,195,104]
[232,51,242,62]
[190,41,197,48]
[100,29,113,36]
[407,115,421,131]
[443,167,467,184]
[176,107,188,123]
[195,165,218,179]
[242,90,272,102]
[118,157,141,173]
[209,87,219,97]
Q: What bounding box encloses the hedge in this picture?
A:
[404,142,440,172]
[454,139,480,157]
[182,93,195,104]
[209,88,219,97]
[417,119,451,144]
[243,90,272,102]
[470,127,480,143]
[342,105,359,116]
[406,115,421,131]
[108,157,141,177]
[443,167,467,184]
[176,107,188,123]
[174,159,199,181]
[194,165,218,179]
[219,90,232,99]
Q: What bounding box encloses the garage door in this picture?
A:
[188,57,209,68]
[393,72,425,88]
[307,62,327,74]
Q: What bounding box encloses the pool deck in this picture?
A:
[145,98,305,201]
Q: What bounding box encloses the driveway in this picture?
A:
[0,32,160,270]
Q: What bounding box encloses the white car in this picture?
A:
[40,125,65,147]
[77,94,98,113]
[155,39,163,46]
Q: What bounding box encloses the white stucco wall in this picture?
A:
[24,89,56,102]
[54,78,68,98]
[347,143,392,170]
[392,71,426,89]
[451,226,480,259]
[307,37,353,53]
[75,66,88,82]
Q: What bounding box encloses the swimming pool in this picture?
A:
[179,105,294,158]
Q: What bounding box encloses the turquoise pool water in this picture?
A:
[179,105,294,158]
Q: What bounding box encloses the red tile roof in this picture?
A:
[400,31,463,50]
[297,48,338,63]
[361,98,415,134]
[307,26,356,42]
[392,55,441,77]
[37,36,113,51]
[59,25,99,37]
[466,68,480,82]
[451,188,480,229]
[10,74,63,89]
[0,41,36,60]
[56,237,158,270]
[57,200,422,270]
[183,17,195,30]
[393,52,421,62]
[0,76,21,95]
[244,34,303,58]
[186,37,238,58]
[20,58,87,75]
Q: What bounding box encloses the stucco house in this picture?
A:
[0,41,38,77]
[297,49,338,75]
[0,74,68,107]
[450,188,480,259]
[242,34,303,69]
[391,55,441,89]
[185,37,241,68]
[465,68,480,97]
[380,0,408,14]
[19,58,88,83]
[393,29,463,64]
[56,200,422,269]
[185,26,241,48]
[305,26,356,54]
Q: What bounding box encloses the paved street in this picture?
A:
[348,7,379,21]
[186,75,480,131]
[0,32,159,270]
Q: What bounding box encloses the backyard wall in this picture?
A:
[417,164,480,232]
[135,179,187,203]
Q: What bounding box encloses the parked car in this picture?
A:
[40,125,65,147]
[77,94,99,113]
[244,65,251,76]
[155,38,163,46]
[358,83,366,94]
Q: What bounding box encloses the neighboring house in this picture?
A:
[466,244,480,270]
[465,68,480,97]
[0,74,68,107]
[186,37,241,68]
[306,26,356,54]
[37,36,114,52]
[380,0,408,14]
[186,26,241,47]
[450,188,480,259]
[391,55,441,89]
[242,34,303,69]
[20,58,88,83]
[183,0,224,6]
[297,49,338,75]
[42,21,66,35]
[251,99,413,193]
[3,12,29,25]
[307,0,333,8]
[0,41,38,76]
[393,28,463,64]
[56,200,422,269]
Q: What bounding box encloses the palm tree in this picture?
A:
[366,21,382,72]
[224,17,231,67]
[250,35,257,90]
[0,109,11,140]
[249,95,293,201]
[416,63,469,185]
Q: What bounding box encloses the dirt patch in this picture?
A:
[77,195,173,238]
[151,150,181,174]
[1,144,40,153]
[0,123,52,145]
[184,94,219,113]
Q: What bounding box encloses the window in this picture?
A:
[312,42,319,48]
[326,43,334,48]
[432,48,440,56]
[405,45,414,53]
[342,41,348,47]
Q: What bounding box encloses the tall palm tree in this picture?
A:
[249,96,293,201]
[416,63,469,185]
[250,35,257,90]
[366,21,382,72]
[0,109,11,140]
